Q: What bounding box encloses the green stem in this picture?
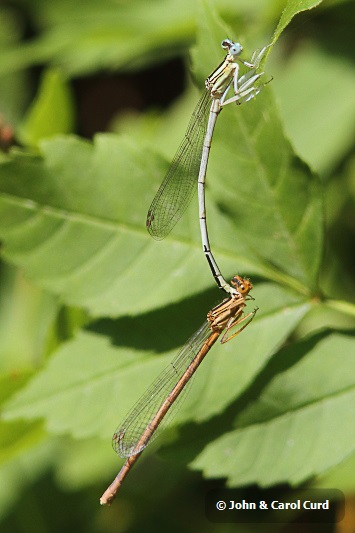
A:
[324,299,355,318]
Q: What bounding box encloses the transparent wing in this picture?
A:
[146,91,211,240]
[113,320,211,458]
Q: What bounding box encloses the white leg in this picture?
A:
[222,82,262,106]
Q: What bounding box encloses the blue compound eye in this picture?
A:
[221,39,243,56]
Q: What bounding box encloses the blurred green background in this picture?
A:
[0,0,355,532]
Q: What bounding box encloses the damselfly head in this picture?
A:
[221,39,243,57]
[231,275,252,295]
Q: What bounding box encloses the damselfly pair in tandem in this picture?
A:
[100,38,270,505]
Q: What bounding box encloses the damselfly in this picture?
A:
[100,275,257,505]
[146,39,270,294]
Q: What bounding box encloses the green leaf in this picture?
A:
[2,283,309,441]
[272,0,324,44]
[0,87,322,316]
[313,451,355,493]
[0,369,46,467]
[0,0,325,78]
[0,0,196,77]
[0,371,33,406]
[0,419,44,465]
[209,90,323,291]
[0,135,216,316]
[18,69,75,147]
[0,0,327,313]
[0,264,59,371]
[191,331,355,486]
[272,43,355,175]
[53,437,119,490]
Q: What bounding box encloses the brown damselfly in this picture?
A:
[100,275,256,505]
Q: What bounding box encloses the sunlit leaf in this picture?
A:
[191,331,355,486]
[0,86,322,316]
[272,44,355,175]
[3,283,309,440]
[272,0,324,44]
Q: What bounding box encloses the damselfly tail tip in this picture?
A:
[100,491,113,506]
